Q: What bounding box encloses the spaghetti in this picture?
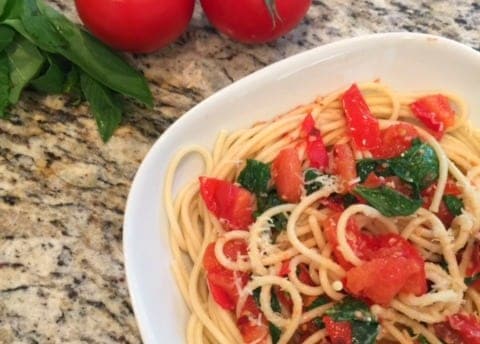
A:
[165,82,480,344]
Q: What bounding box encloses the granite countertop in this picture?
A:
[0,1,479,343]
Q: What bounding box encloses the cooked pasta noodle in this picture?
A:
[165,82,480,343]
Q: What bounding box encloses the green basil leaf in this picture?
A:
[0,52,10,117]
[22,14,67,52]
[35,1,153,107]
[355,185,422,217]
[343,193,358,208]
[351,320,380,344]
[356,159,378,182]
[306,295,330,311]
[80,73,123,142]
[30,54,66,93]
[417,335,429,344]
[5,35,44,103]
[389,139,439,191]
[312,317,325,329]
[0,0,23,21]
[238,159,271,195]
[0,0,6,17]
[443,195,464,216]
[255,190,287,231]
[465,272,480,286]
[269,322,281,344]
[0,25,14,51]
[304,168,324,195]
[63,65,81,97]
[325,296,374,323]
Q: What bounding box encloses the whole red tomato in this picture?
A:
[74,0,195,53]
[200,0,311,43]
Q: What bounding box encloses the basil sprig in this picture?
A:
[0,0,152,141]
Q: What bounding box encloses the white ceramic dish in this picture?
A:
[124,32,480,343]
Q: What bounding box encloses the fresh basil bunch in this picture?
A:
[0,0,153,141]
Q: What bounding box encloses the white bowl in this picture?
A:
[123,32,480,344]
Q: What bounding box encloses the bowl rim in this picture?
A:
[123,32,480,344]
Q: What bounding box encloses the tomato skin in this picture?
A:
[422,179,462,227]
[342,84,381,151]
[203,242,249,310]
[410,94,456,139]
[272,148,303,203]
[301,114,329,170]
[75,0,195,53]
[448,313,480,344]
[333,143,358,191]
[200,0,311,43]
[237,296,270,344]
[323,316,353,344]
[199,177,256,230]
[467,242,480,290]
[372,123,419,159]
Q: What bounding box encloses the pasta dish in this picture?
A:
[165,82,480,344]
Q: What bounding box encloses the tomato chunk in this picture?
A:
[372,123,419,159]
[237,295,269,344]
[203,242,249,310]
[410,94,456,139]
[448,313,480,344]
[422,179,462,227]
[301,114,329,170]
[199,177,256,230]
[333,143,357,191]
[467,242,480,291]
[272,147,303,203]
[342,84,381,151]
[323,316,353,344]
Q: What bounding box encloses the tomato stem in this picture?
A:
[264,0,282,27]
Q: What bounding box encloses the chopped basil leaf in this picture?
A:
[355,185,422,217]
[252,287,261,306]
[326,296,379,344]
[271,289,281,313]
[417,335,429,344]
[343,193,358,208]
[389,139,439,192]
[269,322,281,344]
[306,295,330,311]
[312,317,325,329]
[356,159,378,182]
[255,190,287,231]
[443,195,464,216]
[238,159,271,195]
[465,273,480,286]
[304,168,323,195]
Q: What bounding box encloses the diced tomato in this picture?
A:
[272,147,303,203]
[467,242,480,290]
[422,179,462,227]
[203,242,249,310]
[372,123,419,159]
[410,94,456,139]
[279,259,291,277]
[237,295,270,344]
[345,234,426,304]
[342,83,381,151]
[323,315,353,344]
[301,114,329,170]
[297,263,315,286]
[199,177,256,230]
[320,194,346,212]
[448,313,480,344]
[433,322,465,344]
[333,143,357,191]
[362,172,413,197]
[274,286,293,312]
[323,213,377,270]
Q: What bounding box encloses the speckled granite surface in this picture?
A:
[0,1,478,343]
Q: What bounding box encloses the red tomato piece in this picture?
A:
[448,313,480,344]
[433,322,464,344]
[422,179,462,227]
[199,177,256,230]
[333,143,358,191]
[200,0,311,44]
[410,94,456,139]
[279,259,291,277]
[272,148,303,203]
[75,0,195,53]
[203,242,249,310]
[297,263,315,286]
[372,123,419,159]
[237,296,270,344]
[323,316,353,344]
[320,194,347,212]
[342,84,381,151]
[301,114,329,170]
[467,242,480,291]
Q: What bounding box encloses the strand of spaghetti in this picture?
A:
[382,321,413,344]
[286,186,346,277]
[336,204,398,266]
[300,302,333,323]
[318,245,345,301]
[459,238,475,275]
[399,290,461,306]
[215,231,251,271]
[236,276,303,344]
[303,330,327,344]
[287,255,324,295]
[165,146,213,251]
